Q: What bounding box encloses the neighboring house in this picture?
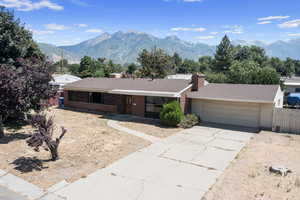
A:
[109,73,123,78]
[50,74,82,90]
[283,76,300,94]
[63,74,204,118]
[166,74,209,85]
[63,74,283,129]
[188,84,283,129]
[166,74,193,80]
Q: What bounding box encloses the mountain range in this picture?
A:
[38,31,300,64]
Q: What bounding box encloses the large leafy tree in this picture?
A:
[229,60,260,84]
[137,48,173,78]
[0,8,55,137]
[0,7,43,64]
[198,56,213,72]
[234,45,267,65]
[214,35,234,72]
[228,60,280,85]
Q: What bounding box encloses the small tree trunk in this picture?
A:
[49,146,59,161]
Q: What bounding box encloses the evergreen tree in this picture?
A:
[126,63,137,74]
[172,53,182,72]
[214,35,234,72]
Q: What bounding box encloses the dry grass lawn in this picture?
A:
[120,117,183,138]
[203,131,300,200]
[0,108,150,189]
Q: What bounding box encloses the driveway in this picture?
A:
[50,125,255,200]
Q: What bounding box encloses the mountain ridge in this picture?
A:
[38,31,300,64]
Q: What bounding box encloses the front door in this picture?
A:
[125,95,133,114]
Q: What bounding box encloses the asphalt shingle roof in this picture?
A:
[64,78,192,93]
[187,84,280,103]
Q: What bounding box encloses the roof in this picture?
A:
[284,76,300,86]
[50,74,81,86]
[64,78,192,97]
[187,84,280,103]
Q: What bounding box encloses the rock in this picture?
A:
[269,166,292,176]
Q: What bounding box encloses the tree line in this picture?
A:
[54,35,300,85]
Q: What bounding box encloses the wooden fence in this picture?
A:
[273,108,300,134]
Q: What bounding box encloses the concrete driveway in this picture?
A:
[51,125,255,200]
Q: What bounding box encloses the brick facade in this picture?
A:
[64,91,118,113]
[180,87,192,114]
[64,90,189,117]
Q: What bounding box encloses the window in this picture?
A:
[68,91,89,102]
[68,91,104,104]
[295,88,300,93]
[145,96,177,118]
[89,92,103,104]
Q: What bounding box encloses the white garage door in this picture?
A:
[191,99,260,128]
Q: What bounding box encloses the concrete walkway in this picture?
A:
[0,186,28,200]
[107,120,161,143]
[51,124,255,200]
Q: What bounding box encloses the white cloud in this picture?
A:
[171,27,206,32]
[258,16,290,21]
[86,29,103,33]
[288,33,300,37]
[31,29,55,35]
[210,32,218,35]
[278,19,300,28]
[224,25,244,34]
[195,35,215,40]
[257,21,272,25]
[77,24,88,28]
[45,23,69,30]
[0,0,63,11]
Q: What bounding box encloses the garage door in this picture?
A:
[191,99,260,128]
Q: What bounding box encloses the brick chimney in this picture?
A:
[191,73,206,91]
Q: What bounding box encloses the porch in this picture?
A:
[64,90,178,118]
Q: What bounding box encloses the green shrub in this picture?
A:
[160,101,184,127]
[179,114,200,129]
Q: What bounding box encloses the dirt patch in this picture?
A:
[120,117,183,138]
[203,131,300,200]
[0,108,150,189]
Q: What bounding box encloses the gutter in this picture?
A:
[64,85,193,98]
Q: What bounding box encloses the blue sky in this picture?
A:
[1,0,300,46]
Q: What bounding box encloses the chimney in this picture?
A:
[191,73,206,91]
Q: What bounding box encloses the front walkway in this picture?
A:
[48,123,255,200]
[0,186,28,200]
